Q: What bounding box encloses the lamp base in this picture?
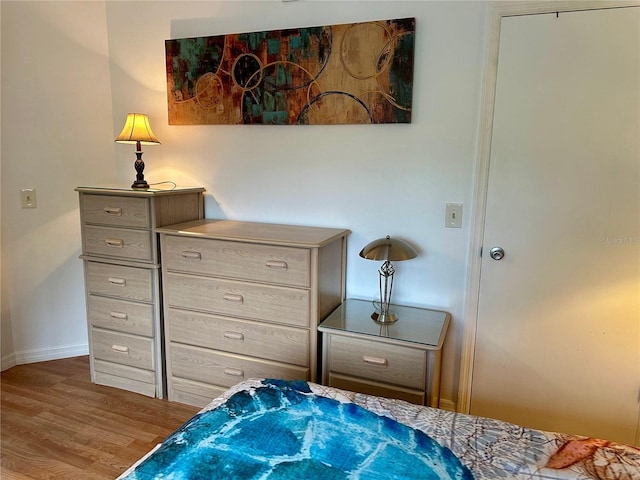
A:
[371,310,398,324]
[131,180,149,189]
[131,146,149,189]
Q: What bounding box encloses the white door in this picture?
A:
[470,7,639,445]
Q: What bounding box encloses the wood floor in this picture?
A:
[1,356,200,479]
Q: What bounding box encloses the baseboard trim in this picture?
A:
[2,344,89,371]
[439,398,456,412]
[1,352,17,372]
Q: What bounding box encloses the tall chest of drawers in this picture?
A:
[157,219,350,407]
[77,186,204,398]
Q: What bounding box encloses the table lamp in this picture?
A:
[115,113,160,189]
[359,235,417,323]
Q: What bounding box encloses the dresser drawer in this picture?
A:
[167,309,309,366]
[327,335,426,390]
[170,377,227,408]
[92,328,154,370]
[86,262,153,302]
[163,235,310,287]
[84,225,152,262]
[170,343,309,388]
[88,295,153,336]
[94,359,156,397]
[165,273,310,327]
[82,194,150,228]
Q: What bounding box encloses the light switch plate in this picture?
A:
[21,188,37,208]
[445,203,462,228]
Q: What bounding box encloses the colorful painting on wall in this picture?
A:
[165,18,415,125]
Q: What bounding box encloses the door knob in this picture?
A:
[490,246,505,260]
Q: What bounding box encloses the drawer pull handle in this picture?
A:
[224,331,244,341]
[111,344,129,354]
[223,293,244,304]
[110,311,128,320]
[103,207,122,216]
[181,251,202,260]
[105,238,124,248]
[363,355,388,366]
[265,260,288,270]
[108,277,126,286]
[224,367,244,377]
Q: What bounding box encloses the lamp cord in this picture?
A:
[148,181,177,190]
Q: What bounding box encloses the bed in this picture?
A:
[118,378,640,479]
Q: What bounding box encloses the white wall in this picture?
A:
[1,0,488,407]
[105,0,487,406]
[1,1,115,368]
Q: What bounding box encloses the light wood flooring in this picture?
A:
[1,356,200,479]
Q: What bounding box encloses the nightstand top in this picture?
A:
[318,298,450,350]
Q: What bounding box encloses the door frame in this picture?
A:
[458,0,640,416]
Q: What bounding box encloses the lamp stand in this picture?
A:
[131,141,149,189]
[371,260,398,324]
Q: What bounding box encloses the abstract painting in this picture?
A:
[165,18,415,125]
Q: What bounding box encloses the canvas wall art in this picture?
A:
[165,18,415,125]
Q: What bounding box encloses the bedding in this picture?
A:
[118,379,640,480]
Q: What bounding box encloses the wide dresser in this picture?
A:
[157,219,349,407]
[77,186,204,398]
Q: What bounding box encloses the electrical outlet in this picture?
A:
[445,203,462,228]
[21,188,37,208]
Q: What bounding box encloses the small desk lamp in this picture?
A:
[359,235,417,324]
[115,113,160,189]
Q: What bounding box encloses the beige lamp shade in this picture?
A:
[115,113,160,145]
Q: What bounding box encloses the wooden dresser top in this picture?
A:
[156,219,350,248]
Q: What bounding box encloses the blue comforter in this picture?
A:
[120,379,472,479]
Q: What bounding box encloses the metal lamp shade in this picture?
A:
[359,235,418,262]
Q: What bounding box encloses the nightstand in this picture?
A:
[318,298,450,407]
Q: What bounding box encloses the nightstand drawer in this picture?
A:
[92,328,154,370]
[167,309,309,366]
[163,235,310,287]
[170,343,309,388]
[88,295,153,336]
[165,272,310,327]
[82,195,150,228]
[328,335,426,390]
[84,225,152,262]
[86,262,153,302]
[328,373,426,405]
